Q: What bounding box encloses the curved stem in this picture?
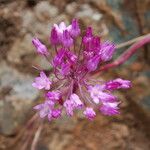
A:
[93,34,150,74]
[116,33,150,49]
[31,122,43,150]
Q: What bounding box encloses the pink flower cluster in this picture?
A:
[32,19,131,121]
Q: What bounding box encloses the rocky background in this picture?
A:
[0,0,150,150]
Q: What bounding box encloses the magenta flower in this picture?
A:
[105,78,131,90]
[99,41,116,62]
[70,93,84,108]
[70,18,80,37]
[51,109,62,119]
[46,91,61,101]
[52,22,72,47]
[50,27,59,45]
[34,101,61,121]
[32,19,131,121]
[86,56,101,71]
[83,27,93,44]
[63,93,83,116]
[63,99,74,116]
[88,84,117,104]
[32,71,51,90]
[88,85,103,104]
[54,22,71,35]
[32,38,49,56]
[100,102,120,116]
[62,30,73,47]
[33,101,54,120]
[83,107,96,120]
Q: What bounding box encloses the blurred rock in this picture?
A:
[0,62,39,135]
[130,62,144,72]
[65,2,78,15]
[7,34,34,64]
[134,75,150,88]
[34,1,59,22]
[0,0,13,4]
[106,0,140,44]
[140,95,150,118]
[21,9,51,39]
[111,123,129,138]
[76,4,102,22]
[49,0,67,10]
[131,77,150,118]
[48,133,73,150]
[37,145,48,150]
[27,0,38,7]
[21,10,36,34]
[0,6,21,59]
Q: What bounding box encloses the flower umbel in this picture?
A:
[32,19,131,121]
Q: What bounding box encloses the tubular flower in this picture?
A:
[32,38,49,56]
[83,107,96,120]
[70,18,80,37]
[100,102,120,116]
[32,19,131,121]
[33,101,55,121]
[32,71,51,90]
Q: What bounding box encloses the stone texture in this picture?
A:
[7,34,34,64]
[21,1,59,37]
[0,3,21,59]
[65,2,78,15]
[76,4,102,22]
[106,0,140,44]
[34,1,59,22]
[132,78,150,118]
[21,9,52,40]
[48,133,73,150]
[140,95,150,118]
[0,62,39,135]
